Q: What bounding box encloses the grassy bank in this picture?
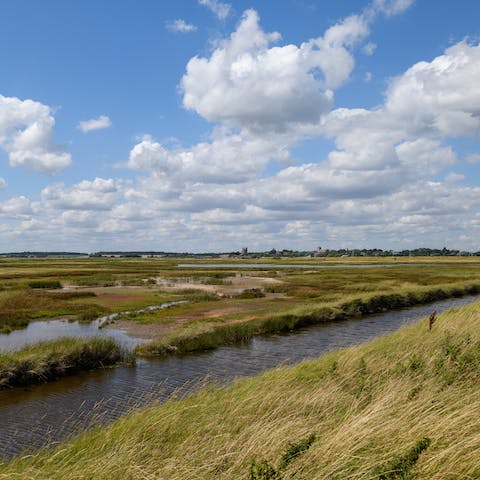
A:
[2,300,480,478]
[0,290,106,333]
[0,338,126,389]
[136,281,480,356]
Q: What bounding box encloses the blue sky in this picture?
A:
[0,0,479,252]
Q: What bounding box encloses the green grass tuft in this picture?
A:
[0,337,125,389]
[28,280,62,289]
[372,437,431,479]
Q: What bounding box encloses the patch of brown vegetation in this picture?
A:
[97,293,142,303]
[155,274,283,297]
[106,301,272,339]
[106,319,172,339]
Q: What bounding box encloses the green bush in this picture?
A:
[233,288,265,299]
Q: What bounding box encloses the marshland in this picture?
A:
[1,256,480,478]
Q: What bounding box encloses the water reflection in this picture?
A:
[0,301,186,352]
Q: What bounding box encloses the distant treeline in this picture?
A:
[93,247,480,257]
[310,247,479,257]
[1,247,479,258]
[0,252,87,258]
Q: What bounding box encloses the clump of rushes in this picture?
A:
[233,288,265,299]
[0,337,126,389]
[28,280,62,289]
[372,437,431,479]
[47,291,97,300]
[248,433,316,479]
[78,307,105,323]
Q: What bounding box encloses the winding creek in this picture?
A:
[0,294,479,459]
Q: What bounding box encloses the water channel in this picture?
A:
[0,294,479,459]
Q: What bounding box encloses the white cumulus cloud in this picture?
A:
[181,10,372,132]
[198,0,231,20]
[127,130,292,184]
[372,0,415,16]
[466,153,480,163]
[385,41,480,137]
[0,196,32,218]
[0,94,72,174]
[167,19,197,33]
[77,115,112,133]
[41,177,121,211]
[362,42,377,55]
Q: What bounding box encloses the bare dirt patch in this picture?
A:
[155,274,283,296]
[105,320,172,339]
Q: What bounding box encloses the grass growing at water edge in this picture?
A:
[0,337,130,389]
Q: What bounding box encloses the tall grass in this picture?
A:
[2,301,480,478]
[0,337,125,389]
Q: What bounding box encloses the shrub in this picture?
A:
[233,288,265,299]
[248,460,281,480]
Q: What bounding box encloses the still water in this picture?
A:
[0,318,143,352]
[0,294,478,458]
[0,301,186,352]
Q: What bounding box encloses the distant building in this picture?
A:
[241,247,248,256]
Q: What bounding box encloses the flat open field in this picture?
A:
[1,256,480,344]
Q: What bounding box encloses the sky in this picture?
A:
[0,0,480,253]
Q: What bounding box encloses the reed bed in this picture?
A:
[0,337,125,389]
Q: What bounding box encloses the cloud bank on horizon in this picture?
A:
[0,0,479,252]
